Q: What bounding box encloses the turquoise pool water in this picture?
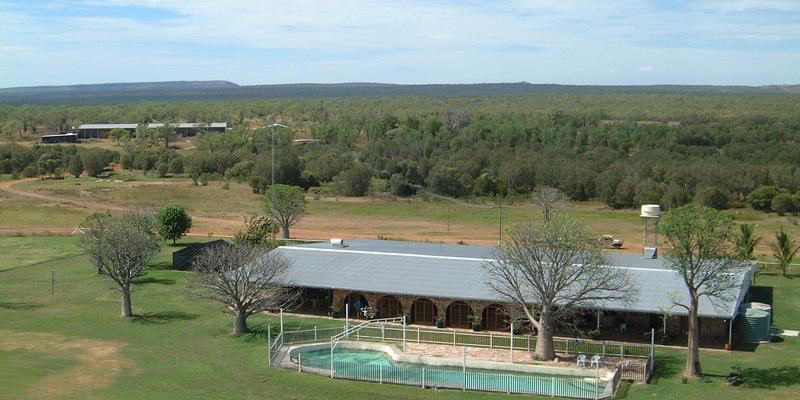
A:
[291,348,605,398]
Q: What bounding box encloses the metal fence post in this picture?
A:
[621,342,624,359]
[422,367,425,388]
[314,326,318,341]
[510,323,514,363]
[462,346,467,391]
[453,330,457,346]
[417,327,421,343]
[382,324,385,341]
[379,364,383,384]
[298,353,302,372]
[551,376,555,397]
[602,341,606,356]
[490,332,493,349]
[566,339,569,356]
[403,315,407,352]
[267,324,272,367]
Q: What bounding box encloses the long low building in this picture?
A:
[147,122,227,136]
[273,239,756,347]
[76,123,138,139]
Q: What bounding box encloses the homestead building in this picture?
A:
[76,123,138,139]
[146,122,227,136]
[273,239,756,348]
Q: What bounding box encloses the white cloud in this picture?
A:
[0,1,798,86]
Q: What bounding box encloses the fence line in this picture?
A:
[294,355,609,399]
[275,323,655,383]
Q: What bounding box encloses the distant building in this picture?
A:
[146,122,227,136]
[76,123,138,139]
[41,133,78,144]
[292,138,321,145]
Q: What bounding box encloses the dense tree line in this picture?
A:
[4,93,800,210]
[0,143,116,178]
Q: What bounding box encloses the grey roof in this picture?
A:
[147,122,227,129]
[78,123,138,129]
[41,133,77,138]
[274,240,755,319]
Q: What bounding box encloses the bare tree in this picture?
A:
[187,243,298,334]
[78,209,161,317]
[531,186,565,222]
[661,204,747,378]
[484,215,636,360]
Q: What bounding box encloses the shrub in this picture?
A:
[388,173,416,197]
[168,157,184,174]
[21,165,38,178]
[747,186,783,212]
[694,186,729,210]
[772,193,795,216]
[155,204,192,244]
[333,166,372,197]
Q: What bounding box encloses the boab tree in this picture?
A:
[79,210,161,317]
[188,243,298,334]
[661,204,748,378]
[484,215,636,360]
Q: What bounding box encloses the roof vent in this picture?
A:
[330,238,344,247]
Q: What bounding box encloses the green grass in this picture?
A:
[0,236,799,399]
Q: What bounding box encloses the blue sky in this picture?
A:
[1,0,799,87]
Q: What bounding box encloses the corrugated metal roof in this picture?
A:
[78,124,138,129]
[274,240,754,319]
[147,122,227,129]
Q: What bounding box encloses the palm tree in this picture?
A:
[771,227,800,276]
[735,224,760,260]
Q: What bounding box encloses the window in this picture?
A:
[448,302,471,328]
[412,299,435,325]
[378,296,401,318]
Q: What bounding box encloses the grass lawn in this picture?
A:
[0,236,799,399]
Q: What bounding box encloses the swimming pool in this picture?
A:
[287,343,613,399]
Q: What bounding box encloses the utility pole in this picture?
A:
[498,203,503,245]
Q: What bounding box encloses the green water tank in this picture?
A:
[740,302,771,342]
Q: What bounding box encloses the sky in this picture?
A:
[1,0,799,88]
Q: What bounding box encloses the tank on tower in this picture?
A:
[641,204,661,259]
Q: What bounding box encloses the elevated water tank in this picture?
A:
[640,204,662,218]
[740,302,772,342]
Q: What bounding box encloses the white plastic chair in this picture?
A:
[576,354,587,367]
[591,354,602,368]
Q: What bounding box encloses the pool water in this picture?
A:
[292,348,606,398]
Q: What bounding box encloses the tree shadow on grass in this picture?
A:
[0,302,45,310]
[131,311,198,325]
[133,276,176,285]
[147,261,174,271]
[650,353,683,382]
[239,322,276,344]
[733,342,760,352]
[740,366,800,389]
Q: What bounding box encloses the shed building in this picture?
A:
[76,123,138,139]
[41,133,78,144]
[147,122,227,136]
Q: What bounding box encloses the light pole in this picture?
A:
[267,123,288,242]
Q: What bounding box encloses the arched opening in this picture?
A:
[344,293,369,319]
[410,298,436,325]
[447,301,472,328]
[377,296,402,319]
[482,304,509,331]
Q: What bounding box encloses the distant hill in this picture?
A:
[1,80,799,105]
